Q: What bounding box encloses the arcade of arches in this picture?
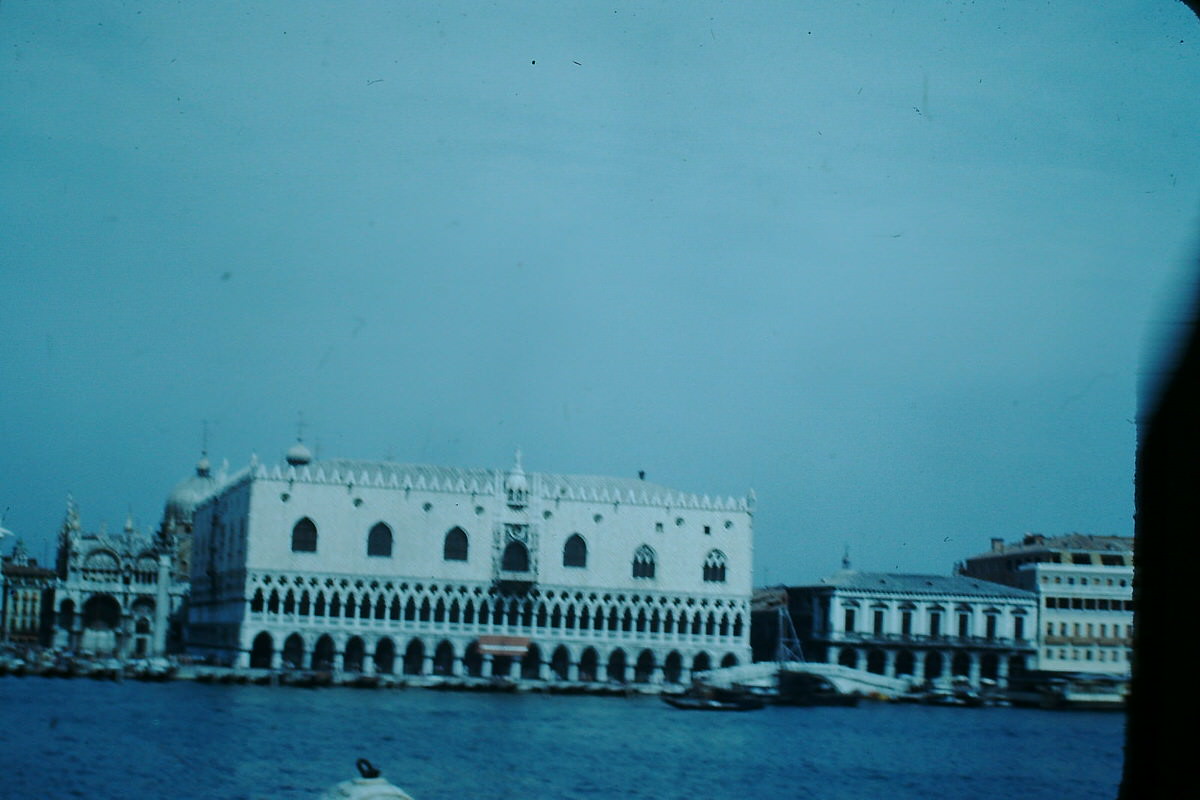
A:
[56,592,162,658]
[831,644,1027,685]
[246,629,740,684]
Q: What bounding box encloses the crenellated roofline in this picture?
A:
[199,457,755,514]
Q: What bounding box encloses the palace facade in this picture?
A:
[187,445,755,686]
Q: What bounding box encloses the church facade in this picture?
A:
[187,445,755,686]
[52,499,187,658]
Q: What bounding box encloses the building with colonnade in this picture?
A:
[753,569,1038,689]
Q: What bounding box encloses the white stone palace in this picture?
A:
[187,444,755,686]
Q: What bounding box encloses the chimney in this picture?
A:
[990,537,1005,553]
[638,470,645,480]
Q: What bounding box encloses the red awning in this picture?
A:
[477,635,530,657]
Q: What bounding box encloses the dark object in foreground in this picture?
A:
[319,759,414,799]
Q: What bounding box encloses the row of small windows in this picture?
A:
[1045,648,1131,662]
[290,519,727,582]
[248,589,745,637]
[1041,575,1129,587]
[1044,596,1134,611]
[1046,621,1133,639]
[1005,553,1130,570]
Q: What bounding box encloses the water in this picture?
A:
[0,678,1125,800]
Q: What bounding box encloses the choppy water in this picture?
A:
[0,677,1125,800]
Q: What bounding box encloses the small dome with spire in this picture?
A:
[164,454,220,526]
[286,439,313,466]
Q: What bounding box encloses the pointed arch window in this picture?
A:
[632,545,656,579]
[291,518,317,552]
[443,527,468,561]
[702,550,727,582]
[563,534,587,568]
[502,541,530,572]
[367,523,393,557]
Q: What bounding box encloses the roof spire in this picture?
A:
[195,420,212,476]
[505,447,528,505]
[842,544,852,571]
[64,494,81,532]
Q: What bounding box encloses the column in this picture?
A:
[153,554,171,655]
[884,649,897,678]
[968,652,981,687]
[568,662,580,681]
[118,612,134,659]
[650,664,664,686]
[71,605,83,651]
[482,653,494,678]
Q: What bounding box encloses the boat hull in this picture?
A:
[661,694,765,711]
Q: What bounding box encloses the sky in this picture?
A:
[2,1,1198,585]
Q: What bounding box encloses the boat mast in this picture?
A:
[775,604,805,663]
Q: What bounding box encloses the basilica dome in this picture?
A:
[164,456,219,526]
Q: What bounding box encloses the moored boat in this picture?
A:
[662,684,766,711]
[1005,671,1128,710]
[775,670,861,707]
[282,670,334,688]
[662,693,765,711]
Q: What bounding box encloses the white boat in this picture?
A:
[1006,671,1128,710]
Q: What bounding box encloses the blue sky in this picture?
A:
[2,1,1198,584]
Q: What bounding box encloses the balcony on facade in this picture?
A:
[1043,635,1132,647]
[821,630,1033,650]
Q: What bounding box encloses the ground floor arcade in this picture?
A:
[817,643,1032,688]
[234,627,743,686]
